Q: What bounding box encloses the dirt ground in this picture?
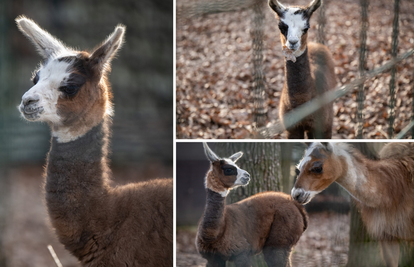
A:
[176,0,414,139]
[177,212,350,267]
[0,163,172,267]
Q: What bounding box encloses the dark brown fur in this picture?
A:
[46,118,173,266]
[197,148,307,267]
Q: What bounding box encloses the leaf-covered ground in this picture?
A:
[177,212,350,266]
[176,0,414,139]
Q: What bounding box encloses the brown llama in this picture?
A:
[16,16,172,266]
[268,0,337,139]
[292,142,414,267]
[196,143,308,267]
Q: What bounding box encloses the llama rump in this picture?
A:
[268,0,337,139]
[196,143,308,267]
[16,16,172,267]
[292,142,414,267]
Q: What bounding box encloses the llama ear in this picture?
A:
[268,0,286,18]
[321,142,332,152]
[15,16,69,59]
[229,151,243,163]
[89,25,125,73]
[203,143,220,162]
[305,0,322,17]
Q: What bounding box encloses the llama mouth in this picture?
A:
[241,176,250,185]
[21,106,44,120]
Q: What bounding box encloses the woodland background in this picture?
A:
[0,0,172,266]
[176,0,414,139]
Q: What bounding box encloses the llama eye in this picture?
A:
[311,166,323,173]
[278,22,288,36]
[32,72,39,85]
[60,85,80,96]
[223,168,235,176]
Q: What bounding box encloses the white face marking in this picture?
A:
[19,56,74,124]
[280,8,308,56]
[297,142,320,171]
[291,187,321,204]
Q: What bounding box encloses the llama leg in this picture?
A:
[233,253,252,267]
[263,247,292,267]
[287,126,304,139]
[380,240,399,267]
[206,255,226,267]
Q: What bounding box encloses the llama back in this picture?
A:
[105,178,173,266]
[379,142,414,159]
[308,42,337,93]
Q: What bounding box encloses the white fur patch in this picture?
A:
[19,58,73,124]
[297,142,319,170]
[280,8,308,57]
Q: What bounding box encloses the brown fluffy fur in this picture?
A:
[197,146,307,267]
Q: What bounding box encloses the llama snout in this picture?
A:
[240,172,250,185]
[19,93,44,119]
[291,187,318,205]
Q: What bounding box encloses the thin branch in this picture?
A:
[47,245,63,267]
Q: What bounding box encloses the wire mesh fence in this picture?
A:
[176,0,414,139]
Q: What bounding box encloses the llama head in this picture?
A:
[203,143,250,197]
[16,16,125,142]
[268,0,321,60]
[292,142,343,204]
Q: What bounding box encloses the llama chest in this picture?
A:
[362,206,414,241]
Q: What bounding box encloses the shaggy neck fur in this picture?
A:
[334,144,410,208]
[45,116,112,259]
[284,47,313,105]
[198,189,226,243]
[335,144,414,240]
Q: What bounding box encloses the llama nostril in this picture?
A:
[289,40,298,46]
[23,95,40,106]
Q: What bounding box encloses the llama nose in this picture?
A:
[289,40,298,46]
[23,95,40,106]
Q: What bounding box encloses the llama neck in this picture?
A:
[198,188,226,243]
[45,116,112,256]
[284,47,313,100]
[335,147,384,207]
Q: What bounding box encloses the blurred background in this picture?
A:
[0,0,172,266]
[176,142,412,267]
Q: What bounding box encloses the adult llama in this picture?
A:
[16,16,172,267]
[293,142,414,267]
